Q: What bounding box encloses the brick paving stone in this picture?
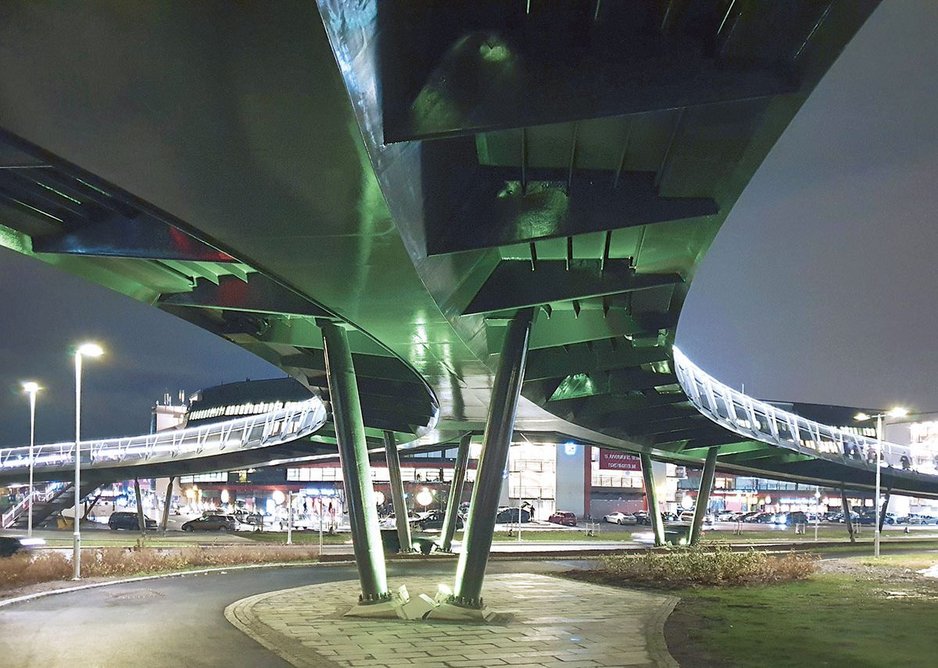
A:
[224,573,678,668]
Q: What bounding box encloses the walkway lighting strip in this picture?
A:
[673,347,916,471]
[0,398,327,474]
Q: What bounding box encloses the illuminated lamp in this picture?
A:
[416,488,434,507]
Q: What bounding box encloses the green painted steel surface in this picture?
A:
[2,2,935,498]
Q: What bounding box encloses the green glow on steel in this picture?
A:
[9,198,62,222]
[0,224,32,254]
[549,373,596,401]
[36,181,81,204]
[75,178,111,197]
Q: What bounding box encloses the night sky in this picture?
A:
[679,2,938,415]
[1,3,935,447]
[0,247,283,446]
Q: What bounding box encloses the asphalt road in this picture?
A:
[0,559,582,668]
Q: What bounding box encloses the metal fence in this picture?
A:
[0,398,327,476]
[673,347,917,472]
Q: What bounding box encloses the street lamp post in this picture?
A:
[73,342,103,580]
[22,382,40,538]
[855,407,908,558]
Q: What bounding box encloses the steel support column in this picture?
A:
[640,453,665,546]
[452,308,534,608]
[382,430,413,553]
[321,321,389,602]
[441,433,473,552]
[841,488,856,543]
[160,476,175,534]
[878,490,891,533]
[134,478,145,534]
[690,447,719,545]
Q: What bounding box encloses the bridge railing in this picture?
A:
[673,347,920,473]
[0,398,327,476]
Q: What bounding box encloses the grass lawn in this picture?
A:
[665,554,938,667]
[237,530,350,545]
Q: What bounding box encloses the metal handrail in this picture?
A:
[0,398,327,476]
[673,347,922,474]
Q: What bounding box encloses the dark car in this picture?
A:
[416,510,462,531]
[181,514,238,532]
[380,529,437,555]
[108,511,157,531]
[0,535,44,557]
[496,507,531,523]
[548,511,577,527]
[632,511,650,525]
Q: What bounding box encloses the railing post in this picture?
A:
[441,433,473,552]
[320,320,389,603]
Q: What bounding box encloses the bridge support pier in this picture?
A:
[383,430,414,553]
[441,433,473,552]
[321,320,390,604]
[440,308,534,614]
[160,476,175,534]
[878,489,891,533]
[841,488,856,543]
[640,453,665,546]
[690,447,719,545]
[134,478,146,534]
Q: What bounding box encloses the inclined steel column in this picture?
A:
[321,321,389,602]
[160,476,175,534]
[134,478,145,534]
[441,433,473,552]
[453,308,534,608]
[690,447,719,545]
[382,430,413,553]
[640,453,665,546]
[878,490,891,533]
[841,488,856,543]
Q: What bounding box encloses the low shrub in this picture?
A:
[0,551,72,588]
[0,545,321,591]
[599,544,818,587]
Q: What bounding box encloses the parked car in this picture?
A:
[548,511,577,527]
[632,511,650,525]
[181,514,238,532]
[496,507,531,523]
[0,535,44,557]
[381,511,426,528]
[416,510,462,531]
[233,510,265,527]
[380,529,437,555]
[603,512,637,525]
[108,511,157,531]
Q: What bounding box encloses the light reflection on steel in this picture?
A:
[673,347,914,469]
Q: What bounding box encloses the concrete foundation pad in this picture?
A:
[226,573,680,667]
[423,600,501,623]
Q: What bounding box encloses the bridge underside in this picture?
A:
[3,0,936,587]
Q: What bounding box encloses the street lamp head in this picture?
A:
[22,381,40,395]
[854,412,871,422]
[887,407,909,418]
[76,342,104,358]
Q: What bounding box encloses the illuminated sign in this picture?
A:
[598,449,641,471]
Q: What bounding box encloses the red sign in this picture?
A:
[598,449,641,471]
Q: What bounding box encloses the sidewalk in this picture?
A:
[226,573,679,668]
